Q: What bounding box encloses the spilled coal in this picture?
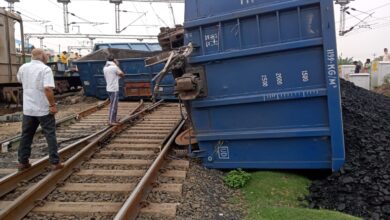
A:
[306,80,390,219]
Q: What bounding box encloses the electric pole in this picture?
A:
[4,0,19,12]
[57,0,71,33]
[109,0,123,33]
[335,0,355,36]
[38,37,44,48]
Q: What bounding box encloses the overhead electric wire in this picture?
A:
[149,3,169,26]
[119,12,147,32]
[129,2,153,35]
[67,12,105,33]
[341,12,374,35]
[168,2,176,25]
[338,19,389,36]
[119,9,144,14]
[338,1,390,36]
[16,22,41,33]
[47,0,105,33]
[336,1,390,23]
[14,5,62,28]
[131,2,148,25]
[46,0,63,10]
[338,1,390,35]
[344,10,373,30]
[336,2,390,35]
[360,2,390,13]
[341,18,390,37]
[68,12,93,23]
[370,15,390,23]
[17,12,47,24]
[346,11,372,24]
[351,8,390,23]
[14,7,63,33]
[124,2,162,31]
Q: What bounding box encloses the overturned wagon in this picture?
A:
[172,0,345,171]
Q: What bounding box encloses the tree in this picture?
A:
[374,56,384,62]
[338,56,354,65]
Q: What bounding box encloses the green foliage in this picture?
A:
[374,56,384,62]
[224,169,251,189]
[239,172,361,220]
[250,207,362,220]
[338,56,354,65]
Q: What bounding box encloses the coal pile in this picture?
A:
[307,80,390,219]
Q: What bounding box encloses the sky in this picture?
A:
[1,0,389,61]
[333,0,390,61]
[0,0,185,54]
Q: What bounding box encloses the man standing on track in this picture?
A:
[103,54,125,126]
[17,49,64,171]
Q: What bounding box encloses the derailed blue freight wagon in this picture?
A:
[182,0,345,171]
[74,46,176,100]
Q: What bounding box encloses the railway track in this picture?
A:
[0,100,141,175]
[0,91,85,119]
[0,101,188,220]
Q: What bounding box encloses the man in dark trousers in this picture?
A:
[103,54,124,125]
[17,48,64,171]
[353,61,361,73]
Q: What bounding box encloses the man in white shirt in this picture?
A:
[383,48,390,62]
[103,54,124,125]
[17,49,64,171]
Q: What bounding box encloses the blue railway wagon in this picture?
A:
[76,58,176,100]
[151,73,176,100]
[93,42,162,52]
[184,0,345,171]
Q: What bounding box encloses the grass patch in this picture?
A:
[224,169,251,189]
[240,171,361,220]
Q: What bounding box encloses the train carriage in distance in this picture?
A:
[0,8,25,104]
[74,43,176,101]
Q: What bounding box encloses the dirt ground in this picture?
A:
[0,95,99,141]
[374,83,390,97]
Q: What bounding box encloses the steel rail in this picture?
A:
[76,99,110,118]
[0,100,163,220]
[0,99,110,152]
[53,91,82,100]
[112,100,164,133]
[0,100,141,198]
[114,116,186,220]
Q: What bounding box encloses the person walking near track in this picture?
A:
[103,54,125,126]
[17,48,64,171]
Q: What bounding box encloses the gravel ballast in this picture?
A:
[307,80,390,219]
[176,159,244,220]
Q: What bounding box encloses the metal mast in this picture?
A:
[335,0,354,36]
[57,0,71,33]
[4,0,19,12]
[109,0,123,33]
